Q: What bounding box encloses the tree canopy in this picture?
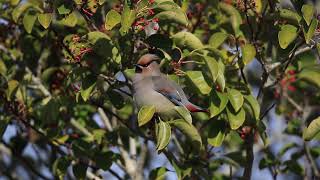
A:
[0,0,320,179]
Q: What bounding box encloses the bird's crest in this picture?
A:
[137,54,160,66]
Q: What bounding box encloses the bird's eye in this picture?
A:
[135,66,142,73]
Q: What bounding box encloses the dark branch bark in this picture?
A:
[243,132,254,180]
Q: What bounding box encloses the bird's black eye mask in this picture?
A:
[134,60,158,73]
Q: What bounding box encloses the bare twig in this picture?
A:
[304,142,320,178]
[243,132,254,180]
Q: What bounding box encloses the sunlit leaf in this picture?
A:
[156,119,171,151]
[154,11,188,26]
[227,107,246,130]
[303,116,320,141]
[208,32,228,49]
[301,4,314,26]
[0,60,7,76]
[216,60,226,91]
[149,167,168,180]
[169,119,202,151]
[23,11,37,33]
[227,88,244,112]
[207,120,226,147]
[138,105,156,126]
[37,13,52,29]
[278,25,298,49]
[203,56,219,82]
[6,80,19,101]
[298,68,320,88]
[186,71,211,95]
[119,3,136,35]
[209,91,228,118]
[174,106,192,124]
[304,19,318,44]
[105,9,121,30]
[242,44,256,65]
[172,32,204,50]
[244,94,260,120]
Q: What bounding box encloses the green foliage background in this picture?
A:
[0,0,320,179]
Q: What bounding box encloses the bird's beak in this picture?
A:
[134,64,142,68]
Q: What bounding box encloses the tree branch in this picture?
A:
[243,132,254,180]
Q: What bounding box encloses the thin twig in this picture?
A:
[304,142,320,178]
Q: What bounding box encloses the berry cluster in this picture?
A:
[236,0,257,12]
[133,17,159,31]
[274,70,297,98]
[132,0,159,31]
[69,35,93,63]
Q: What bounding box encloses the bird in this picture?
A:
[132,53,208,120]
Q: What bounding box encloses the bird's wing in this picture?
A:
[151,75,187,106]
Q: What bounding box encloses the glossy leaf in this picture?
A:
[280,9,302,25]
[23,11,37,33]
[304,19,318,44]
[120,3,136,35]
[227,107,246,130]
[149,167,168,180]
[216,60,226,91]
[303,116,320,141]
[169,119,202,151]
[172,32,204,50]
[207,120,226,147]
[278,25,298,49]
[203,56,219,82]
[227,88,244,112]
[60,11,78,27]
[105,9,121,30]
[186,71,211,95]
[301,4,314,26]
[209,91,228,118]
[154,11,188,26]
[244,94,260,120]
[37,13,52,29]
[138,105,156,126]
[242,44,256,65]
[6,80,19,100]
[298,68,320,88]
[209,32,228,49]
[156,119,171,151]
[0,60,7,76]
[174,106,192,124]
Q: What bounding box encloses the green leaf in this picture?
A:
[279,143,299,156]
[216,60,226,91]
[174,106,192,124]
[53,157,70,179]
[280,9,302,25]
[72,163,87,180]
[186,71,211,95]
[0,60,7,76]
[244,94,260,120]
[209,91,228,118]
[208,32,228,49]
[12,2,33,22]
[227,88,244,112]
[23,11,37,34]
[294,50,317,70]
[169,119,202,151]
[203,56,219,82]
[227,107,246,130]
[242,44,256,65]
[303,116,320,141]
[138,105,156,126]
[60,11,78,27]
[304,19,318,44]
[6,80,19,101]
[278,25,298,49]
[37,13,52,29]
[57,4,71,15]
[105,9,121,30]
[149,167,168,180]
[156,119,171,151]
[119,3,136,35]
[153,1,180,12]
[10,0,20,6]
[301,4,314,26]
[80,75,96,102]
[298,68,320,88]
[207,120,226,147]
[154,10,188,26]
[94,151,114,170]
[172,32,204,50]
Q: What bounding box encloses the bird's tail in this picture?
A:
[185,102,209,113]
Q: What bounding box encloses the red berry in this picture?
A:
[148,9,155,15]
[287,85,296,92]
[288,76,296,83]
[274,90,280,99]
[153,26,159,30]
[152,18,159,22]
[148,0,155,4]
[288,70,295,75]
